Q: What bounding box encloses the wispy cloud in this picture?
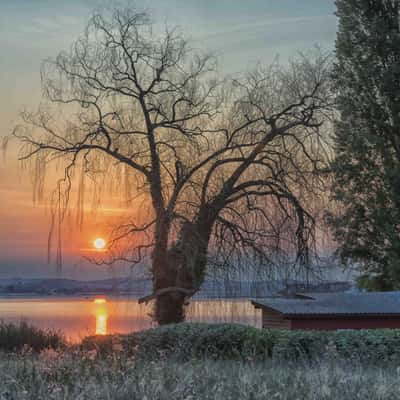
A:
[2,14,84,37]
[195,14,335,42]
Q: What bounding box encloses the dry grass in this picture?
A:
[0,348,399,400]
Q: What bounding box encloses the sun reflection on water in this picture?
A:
[96,313,108,335]
[93,298,108,335]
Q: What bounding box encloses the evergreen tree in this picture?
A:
[330,0,400,290]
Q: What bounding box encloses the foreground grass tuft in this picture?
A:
[0,321,65,352]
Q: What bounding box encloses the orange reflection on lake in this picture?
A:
[95,314,108,335]
[93,298,108,335]
[0,297,261,342]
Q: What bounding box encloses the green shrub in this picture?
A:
[129,323,272,361]
[82,323,400,364]
[134,323,400,363]
[0,321,65,352]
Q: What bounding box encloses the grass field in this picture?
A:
[1,349,399,400]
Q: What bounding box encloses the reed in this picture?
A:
[0,321,65,352]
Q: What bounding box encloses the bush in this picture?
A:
[80,322,400,363]
[82,323,400,363]
[132,323,274,360]
[0,321,65,352]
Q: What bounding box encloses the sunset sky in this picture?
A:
[0,0,336,279]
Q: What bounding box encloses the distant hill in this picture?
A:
[0,277,354,298]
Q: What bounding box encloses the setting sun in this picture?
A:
[93,238,106,250]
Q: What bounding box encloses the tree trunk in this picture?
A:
[153,218,212,325]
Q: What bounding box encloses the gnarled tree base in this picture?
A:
[154,292,187,324]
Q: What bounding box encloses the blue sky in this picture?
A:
[0,0,336,136]
[0,0,337,279]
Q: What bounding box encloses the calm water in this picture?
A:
[0,297,261,342]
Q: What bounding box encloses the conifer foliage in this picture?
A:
[330,0,400,289]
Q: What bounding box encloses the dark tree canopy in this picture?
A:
[330,0,400,290]
[15,7,333,324]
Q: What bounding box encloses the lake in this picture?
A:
[0,297,261,342]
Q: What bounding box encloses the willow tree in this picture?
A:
[15,7,332,324]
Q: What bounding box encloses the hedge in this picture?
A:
[81,322,400,363]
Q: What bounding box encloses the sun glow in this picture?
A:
[93,237,106,250]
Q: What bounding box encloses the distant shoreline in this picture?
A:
[0,294,275,301]
[0,277,354,300]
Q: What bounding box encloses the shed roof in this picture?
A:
[252,291,400,317]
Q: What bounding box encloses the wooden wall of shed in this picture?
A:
[262,309,291,329]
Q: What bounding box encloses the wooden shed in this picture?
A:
[252,292,400,330]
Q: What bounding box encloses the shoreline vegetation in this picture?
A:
[1,322,400,399]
